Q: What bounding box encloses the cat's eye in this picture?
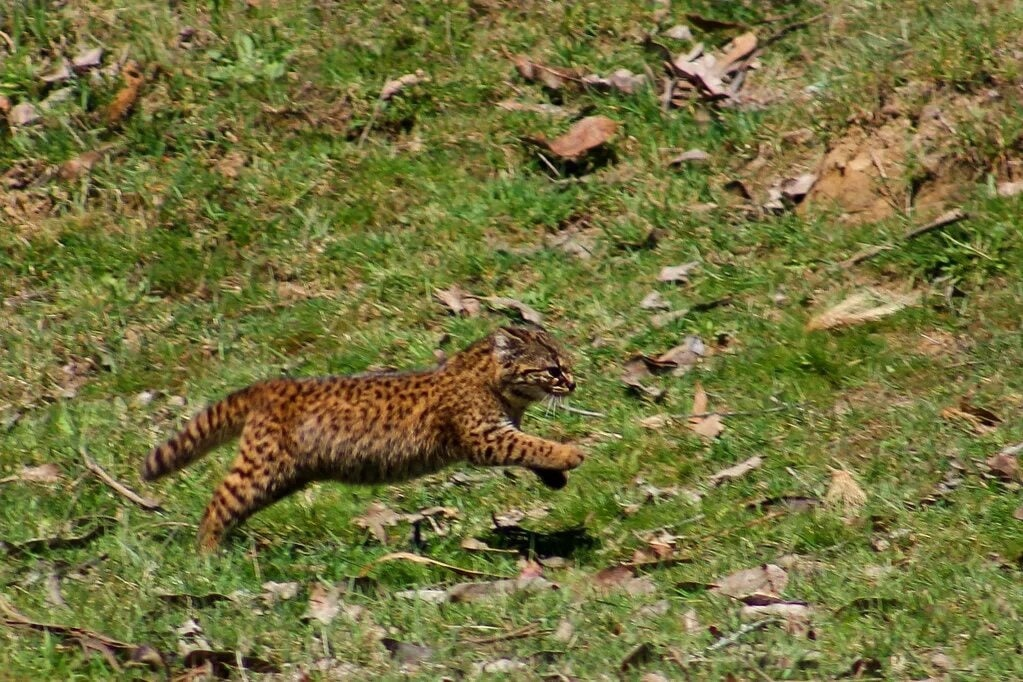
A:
[546,366,562,378]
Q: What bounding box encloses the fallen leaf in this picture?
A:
[707,455,760,485]
[0,463,62,485]
[986,443,1021,482]
[711,564,788,599]
[594,564,657,595]
[72,47,104,71]
[496,99,571,117]
[59,150,105,180]
[711,32,758,78]
[10,102,41,127]
[511,55,582,91]
[688,382,725,441]
[617,228,666,251]
[545,225,597,259]
[554,619,574,642]
[681,608,701,634]
[748,496,821,513]
[381,638,433,665]
[620,642,657,672]
[353,501,403,544]
[621,358,666,402]
[45,573,67,609]
[663,25,694,41]
[639,413,672,429]
[780,173,817,202]
[656,335,706,374]
[740,602,812,635]
[582,69,647,95]
[301,583,340,625]
[106,60,143,125]
[807,289,920,331]
[667,149,710,168]
[824,469,867,515]
[41,60,73,84]
[640,291,670,311]
[379,70,428,101]
[460,537,517,554]
[447,576,558,602]
[535,115,618,161]
[475,658,527,674]
[260,581,299,603]
[482,296,543,325]
[685,12,747,31]
[996,181,1023,197]
[517,559,544,579]
[434,285,481,317]
[658,261,699,284]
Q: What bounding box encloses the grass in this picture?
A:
[3,0,1023,678]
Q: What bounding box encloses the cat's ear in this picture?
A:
[492,328,520,362]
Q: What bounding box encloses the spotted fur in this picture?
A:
[140,327,582,551]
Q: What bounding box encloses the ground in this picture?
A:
[2,0,1023,679]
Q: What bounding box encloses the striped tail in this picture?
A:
[141,386,257,481]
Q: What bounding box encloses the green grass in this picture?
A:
[3,0,1023,679]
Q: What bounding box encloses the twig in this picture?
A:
[762,13,827,48]
[560,404,606,418]
[842,208,968,267]
[80,448,163,511]
[463,622,546,644]
[705,619,775,652]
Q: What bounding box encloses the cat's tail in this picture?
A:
[141,386,257,481]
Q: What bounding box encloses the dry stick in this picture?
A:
[705,619,776,652]
[559,404,606,418]
[463,622,547,645]
[80,448,163,511]
[670,403,804,422]
[842,208,969,267]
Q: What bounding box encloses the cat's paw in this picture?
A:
[532,468,569,489]
[554,444,585,470]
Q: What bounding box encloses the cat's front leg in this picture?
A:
[464,424,584,472]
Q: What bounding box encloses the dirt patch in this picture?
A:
[801,85,1013,224]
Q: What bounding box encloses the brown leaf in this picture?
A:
[106,60,144,125]
[538,115,618,161]
[517,559,544,579]
[353,501,402,544]
[459,537,517,554]
[482,296,543,325]
[72,47,104,72]
[780,173,817,202]
[0,463,62,485]
[656,335,706,373]
[640,291,670,310]
[379,70,428,101]
[657,261,699,284]
[10,102,41,127]
[824,469,867,515]
[59,150,105,180]
[739,602,812,635]
[667,149,710,167]
[620,642,656,672]
[545,225,597,259]
[41,60,73,84]
[639,413,672,429]
[621,358,666,402]
[511,55,582,91]
[448,576,558,602]
[381,638,433,665]
[617,228,666,251]
[688,382,725,440]
[260,581,299,603]
[434,285,481,317]
[711,563,788,599]
[663,25,694,41]
[711,32,758,78]
[594,564,658,595]
[302,583,340,625]
[496,99,571,117]
[708,455,762,486]
[986,444,1021,482]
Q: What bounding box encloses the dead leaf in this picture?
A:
[554,619,574,642]
[688,382,725,441]
[394,588,448,604]
[617,228,666,251]
[482,296,543,325]
[663,25,694,41]
[681,608,701,634]
[379,70,428,101]
[986,443,1021,482]
[640,291,670,311]
[497,99,571,117]
[353,501,403,544]
[45,573,67,609]
[780,173,817,202]
[517,559,544,579]
[434,285,480,317]
[620,642,656,672]
[708,455,762,486]
[807,289,920,331]
[475,658,527,674]
[10,102,41,127]
[667,149,710,168]
[582,69,647,95]
[460,537,516,554]
[711,32,758,78]
[447,576,558,602]
[545,225,597,259]
[996,181,1023,197]
[685,13,747,31]
[943,398,1002,435]
[748,496,822,513]
[59,150,105,180]
[106,60,143,125]
[260,581,299,603]
[594,564,657,595]
[512,55,582,91]
[740,602,812,635]
[301,583,340,625]
[535,115,618,161]
[824,469,867,515]
[656,335,706,374]
[711,563,788,599]
[41,60,72,84]
[621,358,666,402]
[0,463,62,485]
[658,261,699,284]
[72,47,104,72]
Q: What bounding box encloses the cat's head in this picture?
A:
[491,326,575,402]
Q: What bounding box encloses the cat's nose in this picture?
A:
[565,377,576,392]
